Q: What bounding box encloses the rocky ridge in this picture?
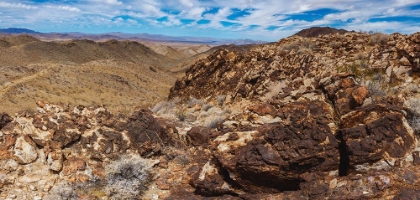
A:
[1,31,420,199]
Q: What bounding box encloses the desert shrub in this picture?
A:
[44,181,79,200]
[187,96,204,107]
[281,42,300,51]
[410,116,420,133]
[296,47,313,55]
[365,79,388,100]
[330,41,342,49]
[216,95,226,106]
[176,109,186,121]
[204,115,224,128]
[405,98,420,133]
[151,97,180,114]
[282,40,315,52]
[368,33,389,46]
[201,104,214,112]
[356,52,367,60]
[104,154,155,199]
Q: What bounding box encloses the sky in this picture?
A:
[0,0,420,41]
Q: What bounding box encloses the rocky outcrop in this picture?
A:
[0,102,175,199]
[165,31,420,199]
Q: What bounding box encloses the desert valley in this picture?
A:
[1,26,420,200]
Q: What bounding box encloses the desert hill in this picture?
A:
[0,35,185,114]
[2,29,420,199]
[0,35,169,67]
[294,26,350,37]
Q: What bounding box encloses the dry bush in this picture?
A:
[204,115,225,128]
[368,33,389,46]
[405,98,420,133]
[44,182,79,200]
[187,96,205,107]
[216,95,226,106]
[104,154,156,199]
[201,104,214,112]
[281,41,300,51]
[296,47,313,55]
[330,41,342,49]
[151,97,180,114]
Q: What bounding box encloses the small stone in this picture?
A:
[29,185,37,191]
[43,185,52,192]
[329,178,338,189]
[399,56,411,66]
[352,86,369,105]
[8,194,17,199]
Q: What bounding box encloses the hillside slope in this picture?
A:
[0,35,178,114]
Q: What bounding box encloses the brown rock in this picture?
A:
[62,158,86,176]
[0,112,12,129]
[351,86,369,105]
[190,160,234,196]
[412,151,420,166]
[247,103,276,116]
[214,101,339,192]
[399,56,411,66]
[339,77,356,89]
[122,109,170,157]
[340,113,414,165]
[393,189,420,200]
[186,126,213,147]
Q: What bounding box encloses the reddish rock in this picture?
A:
[62,158,86,176]
[352,86,369,105]
[247,103,276,116]
[186,126,214,147]
[339,77,356,89]
[121,109,170,157]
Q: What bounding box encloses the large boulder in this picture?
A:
[212,101,340,192]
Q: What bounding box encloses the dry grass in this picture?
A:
[368,33,389,46]
[0,60,176,115]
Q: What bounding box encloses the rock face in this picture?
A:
[165,31,420,199]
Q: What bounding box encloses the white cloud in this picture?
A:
[45,5,80,12]
[91,0,122,5]
[0,2,37,9]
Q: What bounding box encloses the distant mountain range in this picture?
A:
[0,28,266,45]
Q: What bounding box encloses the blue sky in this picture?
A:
[0,0,419,41]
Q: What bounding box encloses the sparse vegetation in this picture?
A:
[368,32,389,46]
[104,155,155,199]
[151,97,180,114]
[176,108,186,121]
[216,95,226,106]
[405,98,420,133]
[204,115,224,128]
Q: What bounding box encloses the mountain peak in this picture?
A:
[294,26,350,37]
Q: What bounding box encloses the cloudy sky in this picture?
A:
[0,0,419,41]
